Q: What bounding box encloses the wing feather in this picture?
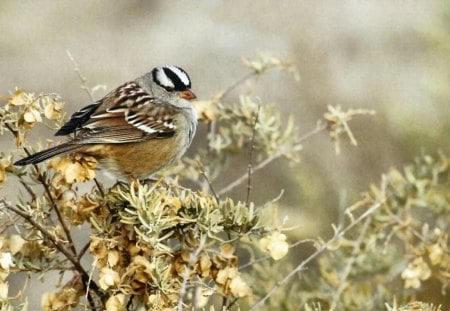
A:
[56,81,180,144]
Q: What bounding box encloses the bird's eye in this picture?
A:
[164,86,174,92]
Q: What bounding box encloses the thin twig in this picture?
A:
[329,215,373,310]
[197,161,219,203]
[246,105,260,206]
[85,257,100,311]
[220,71,258,101]
[250,201,382,310]
[177,236,206,311]
[93,178,105,197]
[77,241,91,260]
[66,50,95,102]
[218,121,326,196]
[227,297,239,310]
[0,211,21,235]
[19,179,38,201]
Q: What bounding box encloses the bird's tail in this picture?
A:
[14,143,83,166]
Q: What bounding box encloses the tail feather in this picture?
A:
[14,143,83,166]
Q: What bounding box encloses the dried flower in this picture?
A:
[0,154,12,184]
[260,231,289,260]
[105,294,126,311]
[324,105,375,154]
[0,281,8,300]
[0,252,14,271]
[48,154,97,183]
[43,97,63,120]
[215,266,252,297]
[401,257,431,289]
[99,267,120,290]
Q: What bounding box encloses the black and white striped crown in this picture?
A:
[152,66,191,92]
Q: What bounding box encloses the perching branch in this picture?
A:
[5,122,77,256]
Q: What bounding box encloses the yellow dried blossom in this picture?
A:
[215,266,252,297]
[259,231,289,260]
[173,251,190,277]
[23,107,42,124]
[193,96,220,123]
[123,255,156,294]
[194,287,214,308]
[0,252,14,270]
[43,97,63,120]
[0,155,12,184]
[229,274,252,297]
[216,266,238,285]
[0,281,8,300]
[6,235,25,255]
[66,194,101,225]
[48,154,97,183]
[90,237,109,267]
[105,294,126,311]
[108,250,121,267]
[8,89,26,106]
[401,257,432,289]
[427,243,444,266]
[198,254,212,278]
[99,267,120,290]
[220,243,236,259]
[41,280,83,311]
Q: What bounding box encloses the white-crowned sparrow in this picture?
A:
[15,65,198,180]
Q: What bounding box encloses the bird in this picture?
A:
[14,65,198,180]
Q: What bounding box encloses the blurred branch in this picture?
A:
[217,120,326,196]
[197,160,219,203]
[250,198,382,310]
[329,214,373,310]
[66,50,95,102]
[220,71,257,101]
[246,105,260,206]
[177,236,206,311]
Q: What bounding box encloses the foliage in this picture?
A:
[0,53,448,311]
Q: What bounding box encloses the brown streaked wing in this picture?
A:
[124,99,179,135]
[74,119,153,144]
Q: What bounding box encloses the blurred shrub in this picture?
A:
[0,54,448,311]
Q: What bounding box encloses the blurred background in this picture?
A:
[1,0,449,307]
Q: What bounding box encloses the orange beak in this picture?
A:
[180,89,197,100]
